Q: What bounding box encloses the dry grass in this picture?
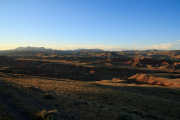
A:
[0,72,180,120]
[128,73,180,87]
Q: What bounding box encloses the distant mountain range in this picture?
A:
[0,46,179,57]
[14,47,104,52]
[73,48,104,52]
[14,47,54,52]
[0,47,105,56]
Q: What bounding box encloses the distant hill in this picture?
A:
[0,47,104,56]
[73,48,104,52]
[14,47,53,51]
[0,47,56,56]
[0,46,179,57]
[11,47,104,52]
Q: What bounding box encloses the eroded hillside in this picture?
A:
[0,50,180,120]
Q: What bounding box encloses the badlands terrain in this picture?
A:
[0,47,180,120]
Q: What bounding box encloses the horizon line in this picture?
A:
[0,46,180,51]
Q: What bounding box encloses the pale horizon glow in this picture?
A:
[1,40,180,51]
[0,0,180,50]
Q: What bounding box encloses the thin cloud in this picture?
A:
[149,43,173,50]
[145,40,180,50]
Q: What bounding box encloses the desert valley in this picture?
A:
[0,47,179,120]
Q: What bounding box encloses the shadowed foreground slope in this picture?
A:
[0,73,180,120]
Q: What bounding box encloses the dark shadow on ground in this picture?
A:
[0,59,178,82]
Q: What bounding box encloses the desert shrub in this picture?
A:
[36,109,58,120]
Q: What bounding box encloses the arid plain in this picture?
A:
[0,48,180,120]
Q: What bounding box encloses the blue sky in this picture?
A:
[0,0,180,50]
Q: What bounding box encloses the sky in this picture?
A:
[0,0,180,50]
